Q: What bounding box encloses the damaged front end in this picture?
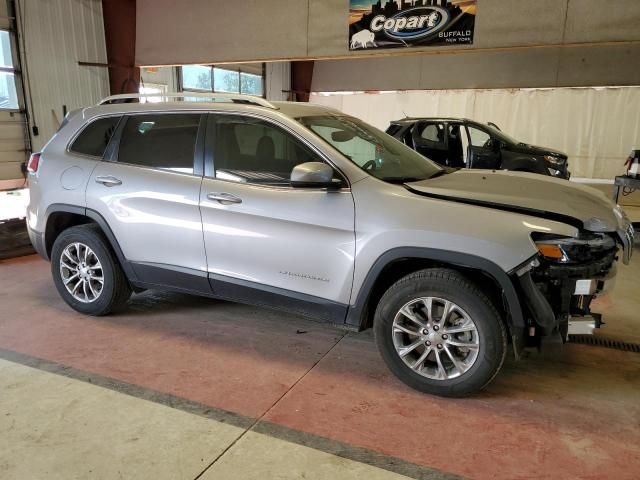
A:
[515,222,634,347]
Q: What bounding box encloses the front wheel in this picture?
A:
[374,268,507,397]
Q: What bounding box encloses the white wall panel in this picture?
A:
[0,0,27,183]
[265,61,290,101]
[0,110,27,181]
[18,0,109,151]
[310,87,640,180]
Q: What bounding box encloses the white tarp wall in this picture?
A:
[310,87,640,180]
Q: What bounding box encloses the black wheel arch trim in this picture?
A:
[43,203,139,283]
[346,247,525,331]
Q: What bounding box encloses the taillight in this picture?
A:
[27,152,41,173]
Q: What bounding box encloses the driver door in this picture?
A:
[198,113,356,316]
[466,124,501,169]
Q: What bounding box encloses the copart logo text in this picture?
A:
[370,7,450,41]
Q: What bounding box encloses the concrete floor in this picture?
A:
[0,254,639,479]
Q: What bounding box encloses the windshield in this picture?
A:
[297,115,443,182]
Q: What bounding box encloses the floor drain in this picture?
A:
[568,334,640,353]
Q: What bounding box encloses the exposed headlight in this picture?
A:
[533,233,616,264]
[544,155,565,166]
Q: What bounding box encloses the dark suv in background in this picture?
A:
[387,118,570,179]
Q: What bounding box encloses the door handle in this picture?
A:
[95,175,122,187]
[207,192,242,205]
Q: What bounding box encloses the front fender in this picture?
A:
[347,177,578,330]
[345,246,530,331]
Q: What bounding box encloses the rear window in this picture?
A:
[70,116,121,158]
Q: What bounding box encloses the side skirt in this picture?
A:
[130,262,350,326]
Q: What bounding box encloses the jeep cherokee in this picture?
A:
[26,93,633,397]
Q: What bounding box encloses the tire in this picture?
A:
[374,268,507,397]
[51,224,132,316]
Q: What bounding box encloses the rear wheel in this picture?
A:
[51,224,131,315]
[374,268,507,397]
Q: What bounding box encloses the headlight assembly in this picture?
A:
[544,155,565,166]
[533,233,616,264]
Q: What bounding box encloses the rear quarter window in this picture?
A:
[385,124,402,136]
[70,116,121,158]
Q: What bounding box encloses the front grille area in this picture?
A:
[535,249,617,280]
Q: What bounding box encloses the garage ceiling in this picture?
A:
[136,0,640,66]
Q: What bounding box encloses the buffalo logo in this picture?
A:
[350,29,377,49]
[370,6,450,42]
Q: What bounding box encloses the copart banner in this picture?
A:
[349,0,477,50]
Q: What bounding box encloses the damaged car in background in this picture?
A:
[387,117,571,179]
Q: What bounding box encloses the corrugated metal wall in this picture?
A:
[18,0,109,152]
[0,109,27,182]
[0,0,28,184]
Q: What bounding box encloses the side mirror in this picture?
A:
[290,162,340,189]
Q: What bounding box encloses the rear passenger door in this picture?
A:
[199,113,355,315]
[86,113,208,290]
[412,121,448,165]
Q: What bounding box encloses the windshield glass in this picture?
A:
[297,115,443,182]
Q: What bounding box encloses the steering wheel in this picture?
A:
[362,159,378,171]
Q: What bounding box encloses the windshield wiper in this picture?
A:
[382,169,452,183]
[381,176,424,183]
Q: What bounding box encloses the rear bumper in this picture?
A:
[26,223,48,260]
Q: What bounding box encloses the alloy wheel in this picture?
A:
[392,296,480,380]
[59,242,104,303]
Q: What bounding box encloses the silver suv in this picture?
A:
[26,93,634,397]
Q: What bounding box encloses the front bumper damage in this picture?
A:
[515,226,633,346]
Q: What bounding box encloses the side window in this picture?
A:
[416,122,445,146]
[70,116,121,157]
[213,115,319,185]
[467,126,492,148]
[117,114,201,173]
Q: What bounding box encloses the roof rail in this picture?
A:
[97,92,278,109]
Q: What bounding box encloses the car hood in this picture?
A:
[406,170,620,232]
[511,143,567,158]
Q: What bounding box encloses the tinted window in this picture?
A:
[70,116,120,157]
[468,126,491,148]
[118,114,201,173]
[213,115,317,185]
[385,124,402,136]
[417,122,445,145]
